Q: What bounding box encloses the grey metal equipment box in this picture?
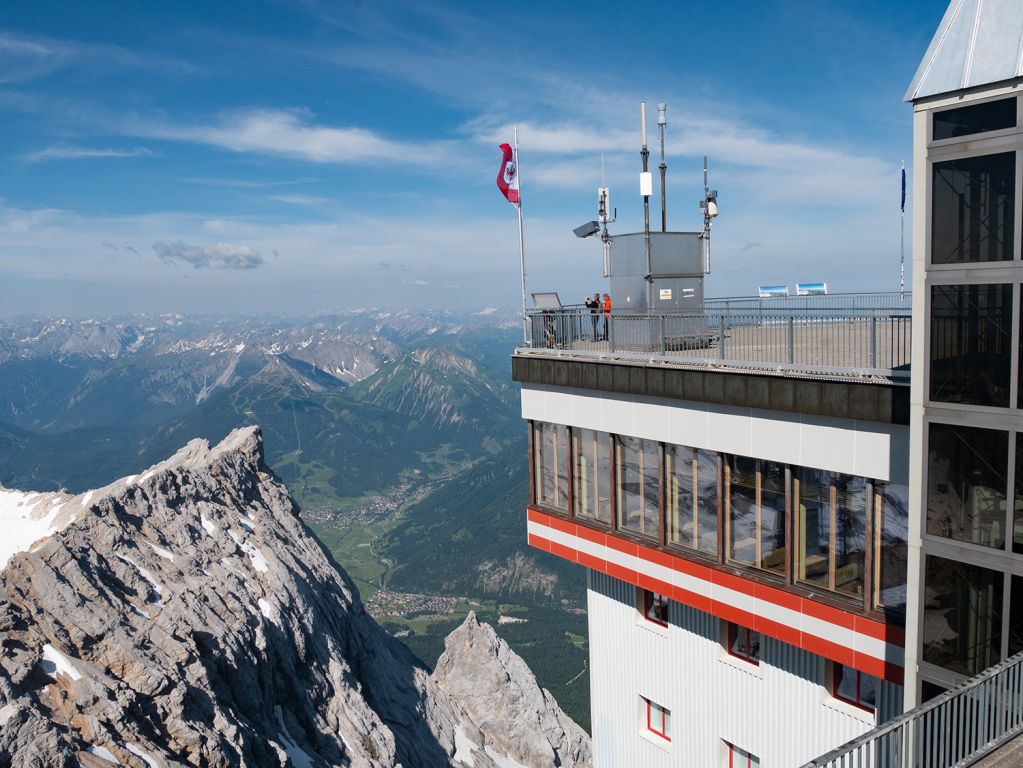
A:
[608,232,704,313]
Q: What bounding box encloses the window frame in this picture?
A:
[724,456,788,576]
[726,622,761,666]
[725,742,760,767]
[795,469,869,598]
[831,662,878,713]
[642,589,669,627]
[644,697,671,742]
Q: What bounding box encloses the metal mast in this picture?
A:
[641,102,652,310]
[658,103,667,232]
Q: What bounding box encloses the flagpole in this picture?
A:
[900,160,906,305]
[516,125,529,346]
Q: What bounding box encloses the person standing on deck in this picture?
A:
[601,293,612,341]
[585,293,600,340]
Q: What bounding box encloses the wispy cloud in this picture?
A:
[23,145,158,162]
[152,240,264,270]
[135,108,454,167]
[0,30,196,84]
[269,194,331,206]
[183,177,315,188]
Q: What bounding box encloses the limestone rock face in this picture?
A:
[0,426,590,768]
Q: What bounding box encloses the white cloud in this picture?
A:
[23,145,158,162]
[152,240,265,270]
[135,109,455,167]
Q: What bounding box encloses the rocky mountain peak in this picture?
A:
[0,428,590,767]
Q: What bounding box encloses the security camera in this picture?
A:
[574,221,600,238]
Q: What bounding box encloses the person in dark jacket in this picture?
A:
[585,293,600,340]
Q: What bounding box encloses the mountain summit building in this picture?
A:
[511,1,1023,764]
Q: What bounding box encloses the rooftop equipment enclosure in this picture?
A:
[608,231,704,312]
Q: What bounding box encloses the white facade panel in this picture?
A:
[587,571,899,767]
[521,384,908,483]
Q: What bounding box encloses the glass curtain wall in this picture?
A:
[927,423,1008,548]
[666,445,719,557]
[923,555,1004,676]
[572,428,612,524]
[533,422,569,512]
[930,283,1013,407]
[796,470,868,597]
[616,436,661,539]
[931,152,1014,264]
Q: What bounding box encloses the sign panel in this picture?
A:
[796,282,828,296]
[758,285,789,298]
[659,288,673,300]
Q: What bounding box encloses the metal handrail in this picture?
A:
[802,651,1023,767]
[522,308,912,382]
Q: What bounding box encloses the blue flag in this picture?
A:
[901,162,906,213]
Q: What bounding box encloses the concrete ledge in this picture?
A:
[511,355,909,426]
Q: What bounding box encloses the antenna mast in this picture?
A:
[640,102,653,309]
[658,103,667,232]
[699,156,718,274]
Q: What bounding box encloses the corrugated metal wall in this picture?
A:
[587,571,903,766]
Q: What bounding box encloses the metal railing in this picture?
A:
[802,651,1023,767]
[705,291,913,314]
[523,308,911,381]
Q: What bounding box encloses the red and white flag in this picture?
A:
[496,143,520,206]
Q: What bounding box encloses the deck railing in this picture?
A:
[801,651,1023,767]
[523,308,911,381]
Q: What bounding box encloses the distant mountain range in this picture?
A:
[0,308,590,728]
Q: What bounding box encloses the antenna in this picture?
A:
[699,156,719,274]
[640,102,652,309]
[597,153,616,277]
[657,103,667,232]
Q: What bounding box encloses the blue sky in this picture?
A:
[0,1,943,316]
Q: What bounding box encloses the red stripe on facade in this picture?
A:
[527,508,904,683]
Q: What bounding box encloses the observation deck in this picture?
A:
[516,293,912,384]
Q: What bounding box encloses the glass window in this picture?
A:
[927,423,1007,548]
[797,470,867,598]
[666,444,719,557]
[533,422,569,511]
[573,428,611,524]
[726,457,787,575]
[933,98,1016,141]
[930,283,1013,407]
[1015,435,1023,556]
[643,590,669,626]
[923,555,1004,676]
[873,482,909,614]
[644,698,671,742]
[727,623,760,665]
[833,663,877,711]
[1011,575,1023,657]
[616,436,661,539]
[931,152,1014,264]
[725,742,761,767]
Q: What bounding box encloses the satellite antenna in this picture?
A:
[698,156,719,274]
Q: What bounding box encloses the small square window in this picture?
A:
[642,590,669,626]
[727,622,760,665]
[831,663,877,712]
[643,697,671,742]
[725,742,760,767]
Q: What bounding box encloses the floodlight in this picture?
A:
[574,221,600,238]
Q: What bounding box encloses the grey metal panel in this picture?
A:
[763,635,823,684]
[906,0,1023,101]
[877,679,905,726]
[608,232,704,313]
